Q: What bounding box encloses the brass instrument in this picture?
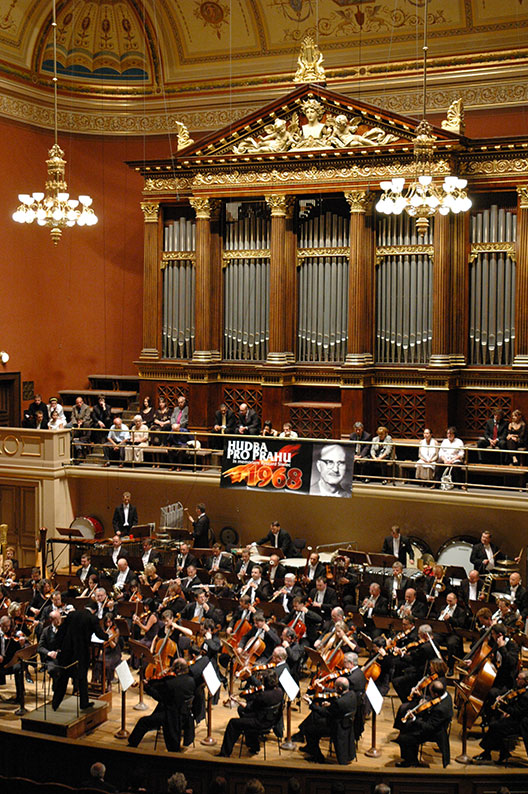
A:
[359,598,374,616]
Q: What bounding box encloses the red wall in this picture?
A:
[0,117,171,408]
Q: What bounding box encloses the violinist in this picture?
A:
[161,580,187,614]
[474,670,528,765]
[132,598,160,649]
[139,562,162,594]
[0,614,27,715]
[342,651,367,695]
[301,676,357,765]
[395,680,453,767]
[94,587,115,621]
[80,573,99,599]
[94,614,122,690]
[308,576,338,619]
[189,618,224,720]
[280,628,303,681]
[237,611,280,663]
[393,658,448,730]
[112,558,134,597]
[486,623,520,708]
[392,624,443,702]
[218,670,283,758]
[492,596,522,629]
[0,560,17,592]
[127,658,196,751]
[28,578,53,617]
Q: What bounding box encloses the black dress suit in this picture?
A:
[344,666,367,695]
[77,564,98,586]
[284,607,322,646]
[469,542,504,574]
[181,574,203,597]
[393,639,439,701]
[458,578,484,606]
[397,692,453,765]
[265,562,287,583]
[52,607,107,710]
[308,585,339,618]
[128,672,196,751]
[304,690,358,764]
[112,504,138,535]
[382,535,413,566]
[193,513,210,548]
[176,552,199,574]
[238,578,273,602]
[397,598,427,619]
[213,408,237,435]
[235,558,255,578]
[219,686,283,756]
[349,430,371,459]
[141,548,162,569]
[240,626,280,661]
[204,553,233,573]
[384,576,411,604]
[38,624,61,678]
[92,403,113,442]
[477,419,509,459]
[303,562,326,585]
[257,528,297,557]
[237,408,261,435]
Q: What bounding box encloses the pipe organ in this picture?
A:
[223,204,270,361]
[376,215,433,365]
[469,205,517,366]
[297,206,349,363]
[133,82,528,439]
[162,217,195,359]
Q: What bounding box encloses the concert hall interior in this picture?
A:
[2,1,528,793]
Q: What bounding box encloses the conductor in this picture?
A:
[52,601,107,711]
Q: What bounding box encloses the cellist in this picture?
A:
[283,595,322,647]
[237,611,280,664]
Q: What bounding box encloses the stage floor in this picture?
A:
[1,666,528,779]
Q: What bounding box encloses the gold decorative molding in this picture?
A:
[189,197,220,220]
[144,176,193,194]
[462,158,528,177]
[265,194,295,217]
[469,242,517,263]
[140,201,160,223]
[441,98,465,135]
[518,186,528,209]
[297,247,349,267]
[160,251,196,271]
[375,245,434,264]
[222,249,270,260]
[293,36,326,84]
[345,191,374,214]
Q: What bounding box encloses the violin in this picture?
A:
[492,686,528,713]
[304,691,339,705]
[408,672,439,701]
[308,670,342,694]
[401,694,443,723]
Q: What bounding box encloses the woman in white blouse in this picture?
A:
[48,409,66,430]
[126,414,149,464]
[416,427,438,484]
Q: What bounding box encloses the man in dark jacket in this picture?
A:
[477,409,508,462]
[237,403,261,435]
[257,521,297,557]
[112,491,138,535]
[302,676,357,764]
[186,503,211,547]
[396,680,453,766]
[52,601,108,710]
[382,525,414,566]
[128,658,196,751]
[218,670,283,756]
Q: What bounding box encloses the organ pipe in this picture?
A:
[162,218,195,359]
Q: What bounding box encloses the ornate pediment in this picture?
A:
[175,84,461,162]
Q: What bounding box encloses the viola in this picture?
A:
[408,672,439,701]
[401,694,443,723]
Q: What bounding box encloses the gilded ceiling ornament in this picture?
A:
[518,186,528,209]
[441,98,465,135]
[293,36,326,84]
[174,121,194,149]
[232,104,398,154]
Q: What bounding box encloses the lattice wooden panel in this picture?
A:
[156,384,189,410]
[222,386,263,417]
[376,392,426,438]
[288,406,334,439]
[461,393,512,434]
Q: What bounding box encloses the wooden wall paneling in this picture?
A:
[156,382,189,411]
[0,482,37,567]
[0,372,20,427]
[262,384,292,431]
[188,380,223,432]
[425,389,450,438]
[451,212,470,365]
[456,391,513,438]
[340,385,367,436]
[222,386,263,419]
[376,390,427,439]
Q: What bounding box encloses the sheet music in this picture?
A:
[202,661,222,696]
[365,678,383,715]
[115,660,135,692]
[279,667,300,701]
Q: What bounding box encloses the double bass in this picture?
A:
[456,627,497,728]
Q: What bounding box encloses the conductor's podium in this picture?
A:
[21,697,108,739]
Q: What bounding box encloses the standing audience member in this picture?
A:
[168,395,190,470]
[237,403,261,435]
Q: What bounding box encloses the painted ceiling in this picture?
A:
[0,0,527,135]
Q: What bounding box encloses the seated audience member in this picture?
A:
[213,403,237,436]
[415,427,438,484]
[48,409,66,430]
[504,409,526,465]
[477,409,508,463]
[262,419,278,437]
[367,426,393,483]
[435,426,465,487]
[167,772,190,794]
[140,395,155,427]
[103,417,130,467]
[28,393,49,423]
[92,394,113,443]
[349,422,371,474]
[82,761,117,792]
[167,394,190,470]
[127,415,150,464]
[67,396,92,461]
[150,397,171,465]
[237,402,261,435]
[279,422,298,438]
[47,396,66,423]
[32,409,48,429]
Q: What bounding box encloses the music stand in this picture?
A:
[125,524,152,539]
[116,602,140,619]
[426,619,451,634]
[55,527,86,573]
[258,601,286,620]
[368,553,397,568]
[341,550,369,566]
[255,545,285,559]
[372,615,405,633]
[444,565,469,586]
[5,642,38,716]
[128,640,155,711]
[304,647,331,675]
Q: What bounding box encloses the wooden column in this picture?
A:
[190,197,221,362]
[430,212,468,367]
[344,191,374,366]
[265,194,295,364]
[513,187,528,368]
[140,201,161,359]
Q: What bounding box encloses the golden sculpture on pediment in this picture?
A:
[441,98,465,135]
[232,98,398,154]
[293,36,326,84]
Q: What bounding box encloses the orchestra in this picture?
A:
[1,517,528,769]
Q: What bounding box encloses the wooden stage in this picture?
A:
[1,669,528,794]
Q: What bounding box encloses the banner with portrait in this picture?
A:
[220,438,353,497]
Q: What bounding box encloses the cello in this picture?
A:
[456,627,497,728]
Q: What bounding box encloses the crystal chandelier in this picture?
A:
[376,0,471,236]
[12,0,97,244]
